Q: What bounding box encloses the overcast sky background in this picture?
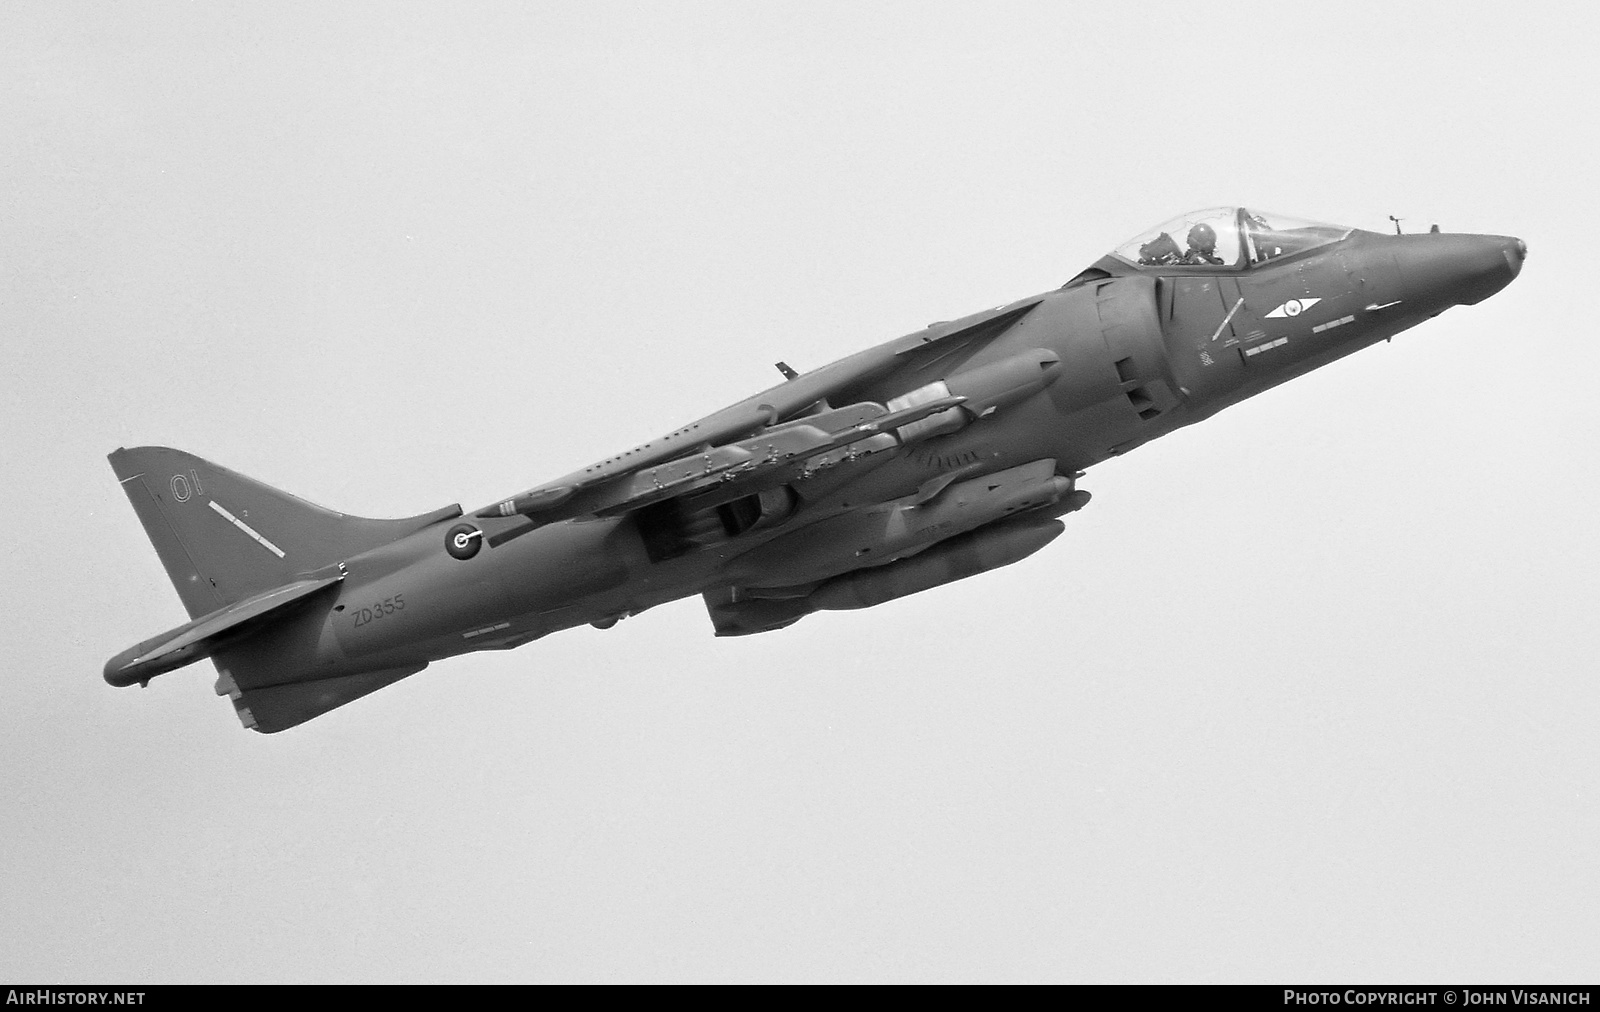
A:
[4,2,1596,983]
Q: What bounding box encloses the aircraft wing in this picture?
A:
[477,297,1043,533]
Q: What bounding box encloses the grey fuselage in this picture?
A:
[237,226,1521,683]
[106,218,1523,731]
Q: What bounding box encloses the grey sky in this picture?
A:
[3,2,1596,982]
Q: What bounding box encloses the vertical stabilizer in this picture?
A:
[109,446,460,619]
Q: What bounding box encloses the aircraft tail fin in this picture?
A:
[109,446,462,618]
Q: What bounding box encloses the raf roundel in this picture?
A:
[445,523,483,560]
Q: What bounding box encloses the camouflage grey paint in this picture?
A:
[105,213,1525,732]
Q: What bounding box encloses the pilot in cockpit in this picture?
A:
[1180,223,1224,266]
[1118,208,1353,273]
[1137,221,1226,267]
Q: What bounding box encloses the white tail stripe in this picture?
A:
[208,500,287,559]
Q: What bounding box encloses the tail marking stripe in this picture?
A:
[208,500,287,559]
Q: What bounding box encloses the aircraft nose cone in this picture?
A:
[1394,232,1525,309]
[1505,237,1528,279]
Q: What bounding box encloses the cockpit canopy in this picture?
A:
[1112,207,1352,270]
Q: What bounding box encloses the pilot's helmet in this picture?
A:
[1187,222,1217,254]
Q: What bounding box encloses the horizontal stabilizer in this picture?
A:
[104,575,343,687]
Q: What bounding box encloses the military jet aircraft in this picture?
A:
[105,207,1525,732]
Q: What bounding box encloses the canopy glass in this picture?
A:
[1113,208,1353,269]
